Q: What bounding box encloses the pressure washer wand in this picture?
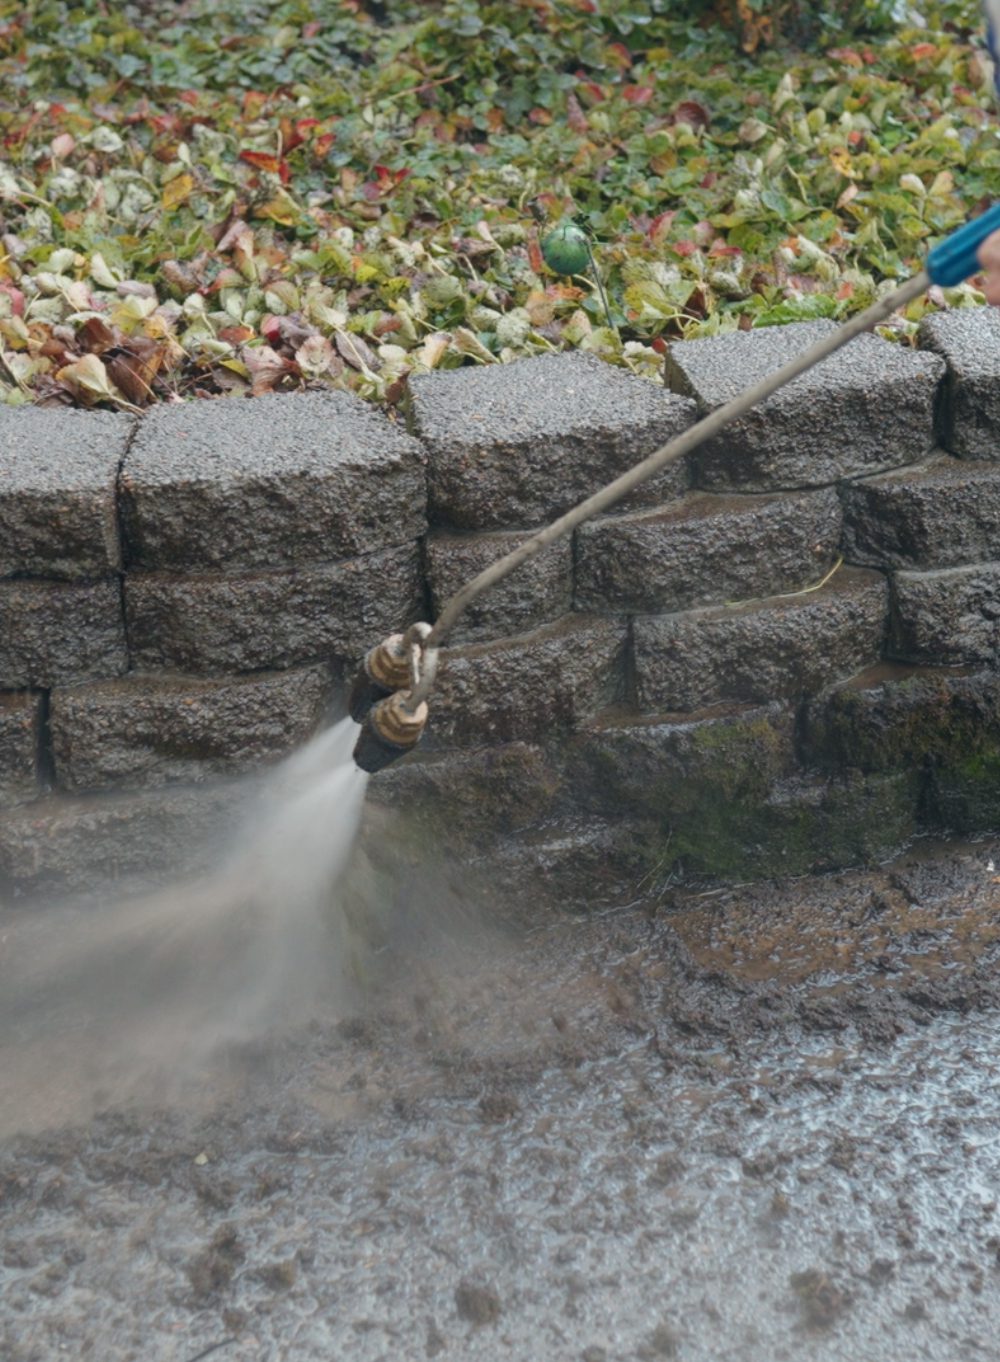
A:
[351,205,1000,772]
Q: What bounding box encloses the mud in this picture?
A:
[4,839,1000,1361]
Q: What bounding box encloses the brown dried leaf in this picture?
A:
[77,316,117,354]
[242,344,294,395]
[334,328,379,373]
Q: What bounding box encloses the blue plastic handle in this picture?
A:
[927,201,1000,286]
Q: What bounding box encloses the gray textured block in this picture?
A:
[410,351,695,530]
[50,663,335,792]
[841,452,1000,569]
[575,487,841,615]
[0,579,127,688]
[633,568,887,712]
[0,406,131,578]
[0,691,42,804]
[121,390,426,570]
[0,784,243,896]
[428,614,627,747]
[890,564,1000,665]
[125,545,423,674]
[424,529,572,643]
[665,320,943,490]
[803,663,994,773]
[919,307,1000,458]
[802,663,1000,836]
[565,706,914,879]
[367,741,560,841]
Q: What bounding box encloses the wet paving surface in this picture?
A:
[4,839,1000,1361]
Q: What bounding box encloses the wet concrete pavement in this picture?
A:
[4,840,1000,1361]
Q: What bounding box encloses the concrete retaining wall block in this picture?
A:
[633,568,887,712]
[564,704,797,819]
[890,564,1000,666]
[410,351,696,530]
[120,389,426,571]
[0,579,128,689]
[0,784,245,897]
[919,308,1000,459]
[0,407,132,579]
[0,691,43,804]
[428,614,627,747]
[803,664,997,773]
[50,664,336,792]
[841,453,1000,570]
[575,487,841,615]
[125,544,423,674]
[424,529,572,643]
[665,320,943,491]
[368,741,560,843]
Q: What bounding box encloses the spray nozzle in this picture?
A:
[348,632,411,723]
[353,690,429,773]
[347,622,433,723]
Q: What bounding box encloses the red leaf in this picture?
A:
[313,132,335,158]
[0,281,25,317]
[566,92,589,133]
[527,235,545,273]
[303,20,321,38]
[260,313,282,344]
[575,77,606,105]
[239,149,282,175]
[529,107,553,125]
[671,240,699,258]
[647,210,675,246]
[650,335,668,355]
[149,112,184,136]
[219,325,255,344]
[606,42,632,69]
[910,42,937,60]
[179,90,200,106]
[709,241,742,258]
[623,85,654,106]
[827,47,863,66]
[673,99,709,130]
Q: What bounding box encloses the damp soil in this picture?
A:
[4,839,1000,1361]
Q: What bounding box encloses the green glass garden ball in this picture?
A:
[541,222,590,276]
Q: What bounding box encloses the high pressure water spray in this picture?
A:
[350,204,1000,774]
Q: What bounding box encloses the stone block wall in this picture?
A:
[3,317,1000,900]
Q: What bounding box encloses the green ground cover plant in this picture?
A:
[0,0,996,409]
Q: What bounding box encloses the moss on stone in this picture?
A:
[657,770,919,881]
[929,748,1000,835]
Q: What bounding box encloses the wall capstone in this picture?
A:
[665,320,944,490]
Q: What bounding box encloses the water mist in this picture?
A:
[0,718,369,1134]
